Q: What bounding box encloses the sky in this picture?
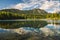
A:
[0,0,60,13]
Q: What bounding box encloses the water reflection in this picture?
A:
[0,24,60,40]
[15,24,60,32]
[0,24,60,33]
[0,21,47,29]
[45,24,60,30]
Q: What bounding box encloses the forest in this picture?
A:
[0,9,60,20]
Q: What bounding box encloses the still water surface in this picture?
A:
[0,24,60,33]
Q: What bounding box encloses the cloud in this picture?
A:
[40,1,60,13]
[3,0,60,13]
[40,1,56,9]
[13,3,26,10]
[12,0,42,10]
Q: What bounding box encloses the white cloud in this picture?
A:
[40,1,55,10]
[40,1,60,12]
[13,3,26,10]
[3,0,60,13]
[53,9,60,13]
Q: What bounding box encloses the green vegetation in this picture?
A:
[0,9,60,29]
[0,9,47,19]
[46,13,60,20]
[0,9,60,20]
[0,11,25,20]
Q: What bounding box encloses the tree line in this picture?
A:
[0,11,60,20]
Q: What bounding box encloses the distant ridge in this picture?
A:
[0,8,48,20]
[0,9,48,14]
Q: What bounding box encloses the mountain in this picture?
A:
[0,8,60,20]
[0,9,48,14]
[0,9,48,20]
[0,9,48,29]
